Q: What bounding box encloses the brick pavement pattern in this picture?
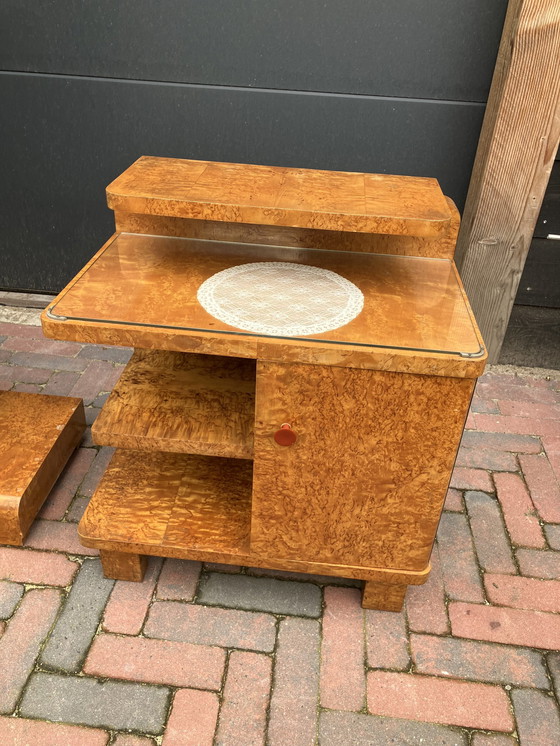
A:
[1,318,560,744]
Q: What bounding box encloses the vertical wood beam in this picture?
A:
[455,0,560,362]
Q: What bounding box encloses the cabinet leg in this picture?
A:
[99,549,147,581]
[362,580,407,611]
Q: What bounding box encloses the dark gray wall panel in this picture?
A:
[534,161,560,238]
[516,239,560,308]
[0,1,507,102]
[0,72,484,292]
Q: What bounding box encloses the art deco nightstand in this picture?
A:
[42,157,486,610]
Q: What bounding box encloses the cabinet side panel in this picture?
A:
[251,362,473,570]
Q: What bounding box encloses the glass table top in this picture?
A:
[49,233,484,358]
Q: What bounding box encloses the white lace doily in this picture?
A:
[197,262,364,336]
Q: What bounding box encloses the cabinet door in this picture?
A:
[251,361,473,571]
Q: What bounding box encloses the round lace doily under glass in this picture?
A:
[197,261,364,337]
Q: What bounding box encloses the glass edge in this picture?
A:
[45,310,485,359]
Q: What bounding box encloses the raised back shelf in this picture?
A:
[107,156,452,238]
[92,350,256,459]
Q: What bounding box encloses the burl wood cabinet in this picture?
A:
[42,157,486,610]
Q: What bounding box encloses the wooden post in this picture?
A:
[455,0,560,362]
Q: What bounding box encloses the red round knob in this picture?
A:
[274,423,297,446]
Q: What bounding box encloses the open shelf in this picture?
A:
[92,350,256,459]
[78,449,253,557]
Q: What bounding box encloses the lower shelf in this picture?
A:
[79,449,431,591]
[79,449,253,556]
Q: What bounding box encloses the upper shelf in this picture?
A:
[92,350,255,459]
[106,156,452,238]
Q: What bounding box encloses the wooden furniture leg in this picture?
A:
[362,580,407,611]
[99,549,147,581]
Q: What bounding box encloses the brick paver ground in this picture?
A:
[1,314,560,744]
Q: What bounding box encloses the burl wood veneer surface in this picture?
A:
[92,350,255,459]
[115,196,460,259]
[49,233,482,357]
[0,391,85,544]
[115,198,460,259]
[107,156,452,237]
[78,448,431,585]
[363,581,407,612]
[251,362,474,571]
[99,550,147,582]
[79,450,253,554]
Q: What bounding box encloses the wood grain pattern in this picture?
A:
[251,362,474,571]
[107,156,452,237]
[42,233,484,376]
[78,449,431,586]
[362,581,407,611]
[92,349,255,458]
[46,158,487,608]
[114,195,460,259]
[455,0,560,361]
[0,392,85,545]
[79,450,254,555]
[99,549,147,581]
[43,314,486,379]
